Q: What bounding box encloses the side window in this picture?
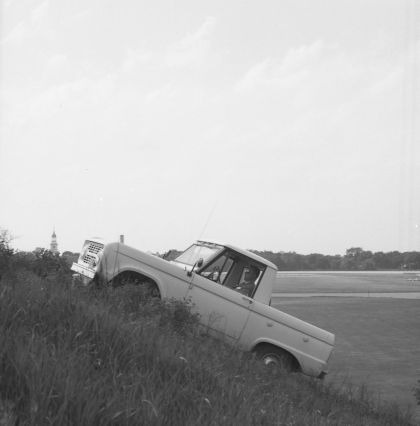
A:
[199,254,235,284]
[225,263,264,297]
[238,266,262,286]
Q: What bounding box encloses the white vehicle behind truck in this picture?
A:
[72,238,335,378]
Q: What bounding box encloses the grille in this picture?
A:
[81,241,104,265]
[87,241,104,254]
[82,253,97,264]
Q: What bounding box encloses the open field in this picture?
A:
[274,270,420,293]
[272,274,420,420]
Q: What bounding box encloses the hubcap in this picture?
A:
[263,355,280,366]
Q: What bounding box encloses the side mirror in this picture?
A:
[187,258,204,277]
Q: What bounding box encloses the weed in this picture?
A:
[0,266,415,425]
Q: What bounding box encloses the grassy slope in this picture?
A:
[0,271,415,425]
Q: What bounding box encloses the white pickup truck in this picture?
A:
[72,238,335,378]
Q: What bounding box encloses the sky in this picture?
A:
[1,0,419,255]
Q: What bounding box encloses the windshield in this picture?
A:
[174,243,223,266]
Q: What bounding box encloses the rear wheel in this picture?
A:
[254,344,297,372]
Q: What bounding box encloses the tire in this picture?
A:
[111,272,160,299]
[254,345,297,372]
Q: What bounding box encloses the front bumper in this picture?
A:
[71,262,95,281]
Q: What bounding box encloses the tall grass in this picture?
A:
[0,269,414,425]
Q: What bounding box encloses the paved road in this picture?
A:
[272,291,420,299]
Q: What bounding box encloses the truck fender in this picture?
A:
[109,266,166,299]
[251,338,327,377]
[251,338,302,371]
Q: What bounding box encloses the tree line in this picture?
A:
[0,229,78,280]
[1,228,419,275]
[251,247,420,271]
[161,246,420,271]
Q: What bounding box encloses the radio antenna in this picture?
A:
[197,200,218,241]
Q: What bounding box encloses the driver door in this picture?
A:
[186,251,253,342]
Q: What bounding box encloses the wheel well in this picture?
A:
[253,342,301,372]
[111,271,161,296]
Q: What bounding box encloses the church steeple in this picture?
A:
[50,227,58,254]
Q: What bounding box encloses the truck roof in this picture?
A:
[196,240,278,270]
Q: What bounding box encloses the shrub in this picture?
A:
[415,380,420,405]
[0,233,73,285]
[31,248,71,279]
[0,228,14,278]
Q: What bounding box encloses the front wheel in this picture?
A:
[111,272,160,300]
